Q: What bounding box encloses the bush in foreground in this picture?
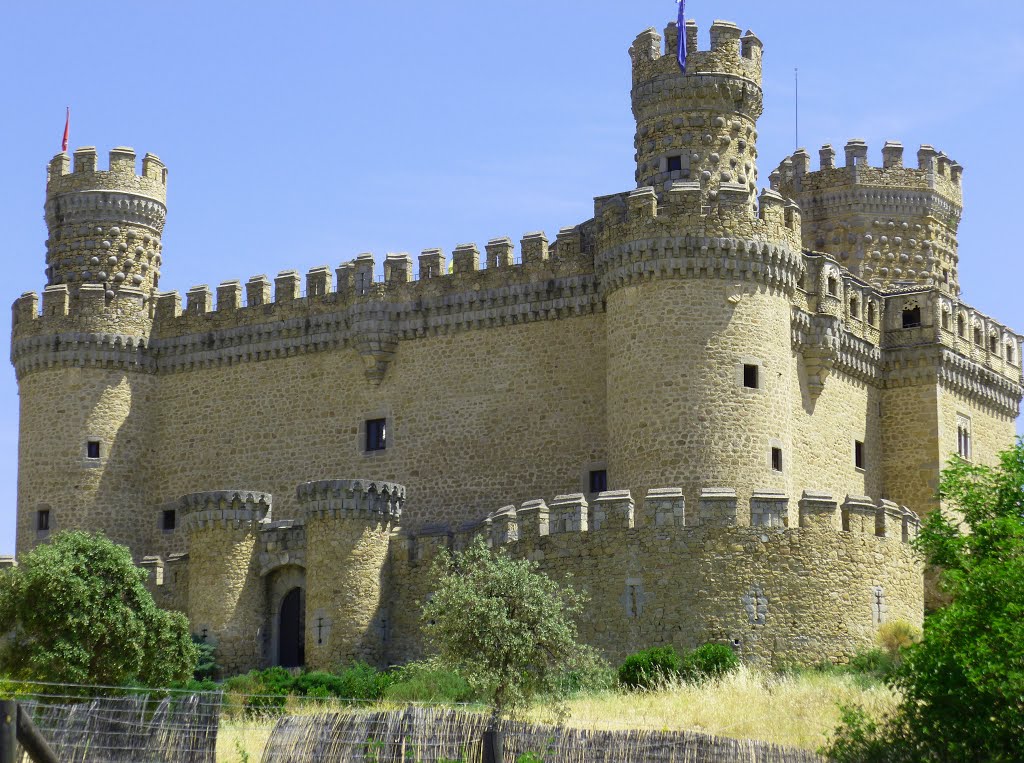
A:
[618,646,684,690]
[824,442,1024,762]
[682,644,740,683]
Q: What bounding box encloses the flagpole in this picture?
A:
[794,69,799,150]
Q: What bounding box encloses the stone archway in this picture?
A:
[278,587,305,668]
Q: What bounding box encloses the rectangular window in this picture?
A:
[162,509,177,531]
[86,440,100,459]
[956,416,972,460]
[589,469,608,494]
[743,364,760,389]
[667,155,683,173]
[855,440,865,470]
[37,510,50,532]
[365,419,387,452]
[771,447,783,473]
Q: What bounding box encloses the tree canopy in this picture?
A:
[421,537,598,719]
[826,440,1024,762]
[0,531,197,689]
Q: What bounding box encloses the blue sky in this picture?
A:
[1,0,1021,554]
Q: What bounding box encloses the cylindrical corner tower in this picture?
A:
[601,20,803,518]
[300,480,405,670]
[12,147,167,558]
[182,490,272,676]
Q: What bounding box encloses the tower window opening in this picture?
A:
[589,469,608,494]
[1008,344,1016,364]
[943,269,950,283]
[36,510,50,533]
[850,298,860,319]
[989,335,998,354]
[902,306,921,329]
[667,155,683,173]
[743,364,760,389]
[957,315,966,338]
[365,418,387,452]
[867,303,877,326]
[771,447,783,473]
[86,440,100,459]
[827,277,838,296]
[162,509,177,532]
[855,440,865,470]
[956,416,972,460]
[974,327,982,346]
[941,311,950,331]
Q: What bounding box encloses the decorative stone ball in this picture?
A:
[701,170,712,181]
[713,117,726,127]
[922,241,932,250]
[902,222,910,230]
[720,136,731,146]
[132,275,143,286]
[126,230,135,240]
[101,240,111,250]
[888,221,896,230]
[873,220,881,228]
[82,271,92,280]
[105,290,115,300]
[710,153,720,164]
[110,227,120,236]
[880,267,889,276]
[907,269,917,278]
[691,153,700,163]
[97,271,107,281]
[738,139,747,150]
[143,235,152,245]
[880,236,888,245]
[114,273,125,283]
[140,263,149,273]
[900,254,910,263]
[909,239,917,247]
[894,237,902,246]
[89,256,100,266]
[107,256,118,266]
[915,255,925,264]
[894,268,903,276]
[135,246,145,256]
[94,226,103,235]
[703,134,713,145]
[720,171,732,182]
[119,242,128,252]
[155,256,162,266]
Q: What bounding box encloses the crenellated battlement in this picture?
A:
[392,486,921,566]
[297,479,405,522]
[180,490,272,532]
[630,20,763,85]
[47,147,168,202]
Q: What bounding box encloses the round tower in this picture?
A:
[601,20,803,517]
[45,146,167,302]
[300,480,404,670]
[182,490,272,676]
[12,147,166,558]
[773,141,964,295]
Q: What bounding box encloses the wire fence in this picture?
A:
[0,681,825,763]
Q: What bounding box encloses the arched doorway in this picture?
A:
[278,587,305,668]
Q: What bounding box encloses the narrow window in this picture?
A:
[771,447,783,473]
[743,364,760,390]
[902,306,921,328]
[849,298,859,319]
[365,418,387,452]
[957,314,966,338]
[943,269,950,284]
[162,509,177,531]
[867,303,877,326]
[1008,344,1016,364]
[827,277,838,296]
[974,327,982,346]
[855,441,865,470]
[989,335,998,354]
[36,510,50,533]
[589,469,608,494]
[941,311,950,331]
[86,440,100,459]
[956,416,972,460]
[667,155,683,173]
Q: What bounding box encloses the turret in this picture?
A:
[630,20,763,210]
[774,140,963,295]
[45,147,167,306]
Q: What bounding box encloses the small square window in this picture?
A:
[589,470,608,494]
[855,441,865,470]
[37,510,50,533]
[667,155,683,173]
[743,364,760,390]
[771,447,783,473]
[162,509,177,531]
[365,419,387,452]
[86,440,100,459]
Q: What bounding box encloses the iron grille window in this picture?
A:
[37,510,50,532]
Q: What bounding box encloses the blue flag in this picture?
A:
[677,0,687,72]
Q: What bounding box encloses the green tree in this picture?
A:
[422,537,598,720]
[825,440,1024,762]
[0,531,197,689]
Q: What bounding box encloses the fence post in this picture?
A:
[482,728,503,763]
[15,705,58,763]
[0,700,15,763]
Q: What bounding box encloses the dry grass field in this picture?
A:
[214,667,894,761]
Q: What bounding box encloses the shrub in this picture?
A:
[292,670,348,698]
[846,648,895,680]
[192,635,220,682]
[618,646,683,690]
[876,620,920,661]
[385,661,475,704]
[681,644,740,683]
[333,661,393,700]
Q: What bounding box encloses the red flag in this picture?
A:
[61,107,69,152]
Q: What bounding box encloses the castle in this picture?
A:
[10,17,1023,675]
